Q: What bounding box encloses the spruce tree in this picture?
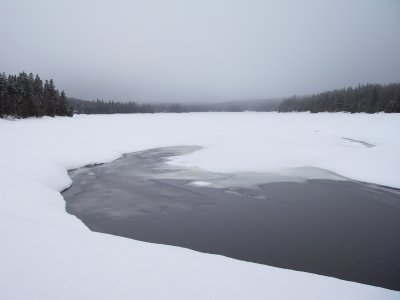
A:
[57,90,68,116]
[33,74,44,116]
[368,86,378,113]
[0,73,7,116]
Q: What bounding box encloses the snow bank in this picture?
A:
[0,113,399,299]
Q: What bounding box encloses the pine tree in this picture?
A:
[57,90,68,116]
[33,74,44,116]
[42,80,50,116]
[368,86,378,113]
[7,75,17,116]
[0,73,7,116]
[46,79,57,117]
[17,72,34,118]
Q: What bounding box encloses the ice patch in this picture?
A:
[189,181,212,187]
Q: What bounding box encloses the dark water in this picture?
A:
[63,147,400,291]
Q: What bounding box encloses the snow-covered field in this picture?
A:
[1,112,399,299]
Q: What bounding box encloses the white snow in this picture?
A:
[0,112,399,299]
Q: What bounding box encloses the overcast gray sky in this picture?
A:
[1,0,400,103]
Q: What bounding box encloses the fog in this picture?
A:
[1,0,399,103]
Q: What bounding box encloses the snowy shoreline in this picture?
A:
[1,113,400,299]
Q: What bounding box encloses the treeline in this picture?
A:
[4,71,398,117]
[68,98,281,114]
[68,98,156,114]
[278,83,400,113]
[156,99,281,113]
[0,72,72,118]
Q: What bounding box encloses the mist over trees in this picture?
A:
[72,83,400,115]
[67,98,156,114]
[278,83,400,113]
[0,72,73,118]
[67,98,281,114]
[2,71,399,118]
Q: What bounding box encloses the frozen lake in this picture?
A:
[63,146,400,291]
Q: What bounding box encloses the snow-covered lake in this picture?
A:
[1,112,400,299]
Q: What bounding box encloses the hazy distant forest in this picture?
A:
[68,97,280,114]
[278,83,400,113]
[1,72,399,118]
[65,83,400,114]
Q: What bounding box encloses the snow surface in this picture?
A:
[1,112,399,299]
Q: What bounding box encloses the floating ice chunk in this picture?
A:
[190,180,212,187]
